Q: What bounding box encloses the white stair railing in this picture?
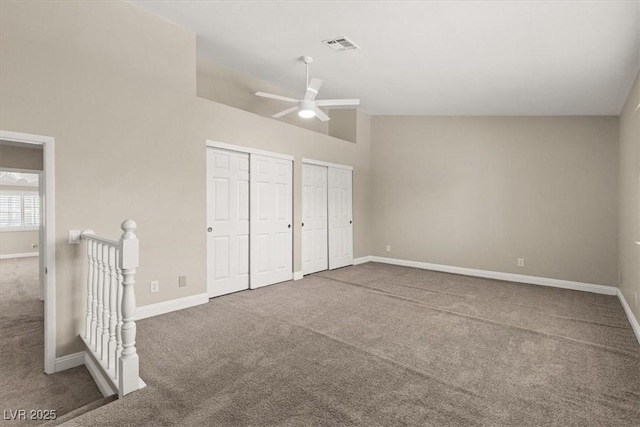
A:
[80,220,143,398]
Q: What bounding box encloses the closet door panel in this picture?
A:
[329,167,353,270]
[250,154,293,288]
[206,148,250,297]
[302,163,328,275]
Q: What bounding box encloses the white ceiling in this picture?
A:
[130,1,640,116]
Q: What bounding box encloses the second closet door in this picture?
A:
[250,154,293,288]
[329,167,353,270]
[302,163,328,275]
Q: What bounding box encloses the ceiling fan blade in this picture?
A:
[315,99,360,107]
[272,106,299,118]
[256,92,299,103]
[313,107,330,122]
[304,78,323,101]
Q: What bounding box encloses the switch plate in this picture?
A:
[179,276,187,287]
[68,230,81,244]
[150,280,160,293]
[517,258,525,267]
[386,245,391,252]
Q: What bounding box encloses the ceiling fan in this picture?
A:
[255,56,360,122]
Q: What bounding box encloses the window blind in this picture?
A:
[0,191,39,230]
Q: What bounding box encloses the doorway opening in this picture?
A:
[0,131,55,374]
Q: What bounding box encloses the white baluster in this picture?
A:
[115,249,123,380]
[91,241,99,348]
[95,243,104,355]
[84,237,94,340]
[119,220,139,397]
[108,246,118,370]
[101,243,110,361]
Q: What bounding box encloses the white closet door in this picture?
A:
[329,167,353,269]
[206,148,250,297]
[302,163,328,275]
[250,154,293,288]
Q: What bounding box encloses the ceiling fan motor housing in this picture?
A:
[299,100,316,118]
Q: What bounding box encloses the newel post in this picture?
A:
[118,219,139,397]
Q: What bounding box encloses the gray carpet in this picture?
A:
[62,262,639,426]
[0,258,103,426]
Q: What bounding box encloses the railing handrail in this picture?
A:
[81,230,119,247]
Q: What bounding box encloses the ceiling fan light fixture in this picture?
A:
[298,100,316,118]
[255,56,359,122]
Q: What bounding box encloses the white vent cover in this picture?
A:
[322,36,360,52]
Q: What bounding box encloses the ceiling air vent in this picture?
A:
[322,36,360,52]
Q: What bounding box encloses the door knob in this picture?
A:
[288,224,291,228]
[302,223,304,227]
[349,220,352,224]
[207,227,212,232]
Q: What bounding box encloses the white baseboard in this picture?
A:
[617,289,640,346]
[136,292,209,320]
[55,351,85,372]
[353,256,372,265]
[83,351,116,397]
[293,271,303,281]
[0,252,38,260]
[369,256,617,296]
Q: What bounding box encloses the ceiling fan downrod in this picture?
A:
[302,56,313,89]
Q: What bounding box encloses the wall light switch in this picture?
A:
[179,276,187,287]
[68,230,81,244]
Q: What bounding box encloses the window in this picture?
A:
[0,190,40,231]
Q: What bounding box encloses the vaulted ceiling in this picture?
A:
[130,1,640,116]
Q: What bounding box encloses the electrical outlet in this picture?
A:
[386,245,391,252]
[150,280,159,293]
[179,276,187,287]
[517,258,525,267]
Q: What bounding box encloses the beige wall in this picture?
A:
[0,143,43,170]
[619,71,640,323]
[1,231,39,256]
[328,109,357,143]
[371,116,619,286]
[0,0,371,357]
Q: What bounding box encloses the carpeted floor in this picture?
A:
[61,262,640,426]
[0,258,103,426]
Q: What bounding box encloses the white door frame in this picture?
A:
[301,158,354,172]
[207,140,294,162]
[1,130,56,374]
